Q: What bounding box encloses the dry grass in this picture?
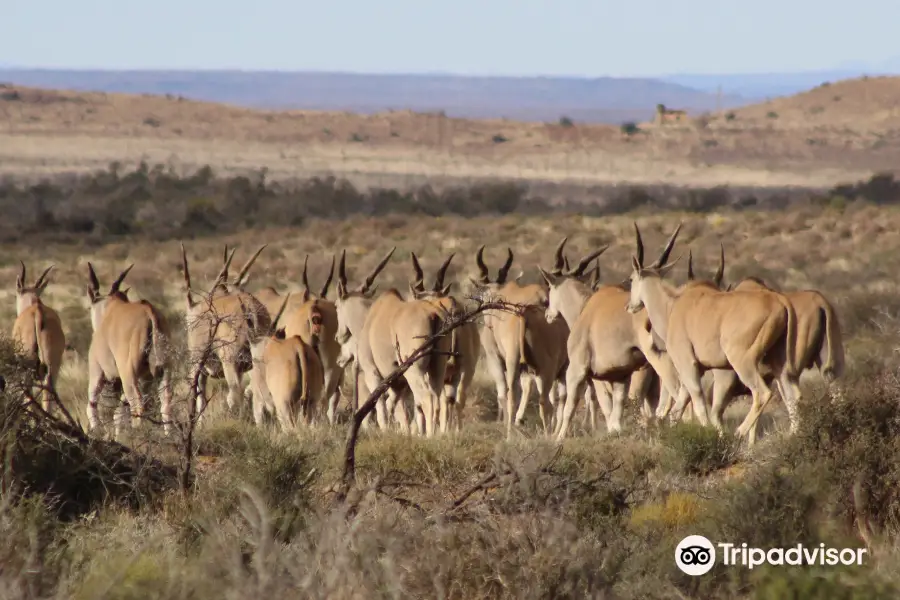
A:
[3,77,900,188]
[2,204,894,319]
[0,203,898,597]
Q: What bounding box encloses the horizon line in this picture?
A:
[0,64,894,81]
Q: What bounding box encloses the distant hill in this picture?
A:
[727,75,900,127]
[660,63,900,98]
[0,68,748,124]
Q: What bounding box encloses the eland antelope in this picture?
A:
[12,262,65,413]
[627,223,802,445]
[333,247,396,424]
[542,239,661,432]
[276,255,345,425]
[549,232,686,440]
[249,293,325,430]
[86,263,173,439]
[648,247,727,423]
[409,251,481,433]
[684,274,846,430]
[471,246,569,438]
[181,244,271,420]
[668,249,834,434]
[356,282,451,437]
[654,246,738,427]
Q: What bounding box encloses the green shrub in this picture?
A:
[787,372,900,535]
[194,420,315,541]
[659,422,739,476]
[620,122,640,136]
[710,463,820,548]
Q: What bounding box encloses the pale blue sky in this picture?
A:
[4,0,899,76]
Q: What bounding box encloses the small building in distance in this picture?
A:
[655,103,688,125]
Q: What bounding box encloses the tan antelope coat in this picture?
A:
[86,263,173,439]
[12,262,65,413]
[249,294,325,430]
[628,223,802,445]
[408,252,481,433]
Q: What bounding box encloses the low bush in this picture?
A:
[659,422,740,476]
[788,370,900,537]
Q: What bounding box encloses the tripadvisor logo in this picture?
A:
[675,535,868,576]
[676,535,716,576]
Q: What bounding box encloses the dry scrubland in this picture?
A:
[3,76,900,188]
[4,207,900,599]
[3,78,900,599]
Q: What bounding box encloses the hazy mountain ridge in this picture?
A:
[0,68,749,123]
[660,59,900,98]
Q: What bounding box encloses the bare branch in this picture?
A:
[334,298,521,505]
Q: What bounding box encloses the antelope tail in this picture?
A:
[447,327,458,369]
[33,305,46,366]
[147,308,166,379]
[781,298,799,378]
[29,306,49,385]
[30,306,51,407]
[820,302,845,381]
[517,312,529,368]
[297,343,310,417]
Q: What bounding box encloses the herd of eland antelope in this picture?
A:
[9,221,844,447]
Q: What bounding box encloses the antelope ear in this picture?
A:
[16,261,25,293]
[631,256,641,274]
[537,266,557,287]
[337,280,348,300]
[657,255,682,278]
[441,283,453,296]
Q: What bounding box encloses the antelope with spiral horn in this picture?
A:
[471,246,569,438]
[408,251,481,432]
[249,292,325,430]
[12,262,65,414]
[180,244,271,421]
[86,263,173,439]
[627,223,802,445]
